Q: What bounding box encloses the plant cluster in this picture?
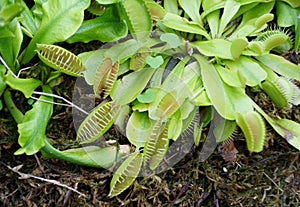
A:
[1,0,300,197]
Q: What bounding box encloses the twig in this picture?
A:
[32,91,88,115]
[263,172,284,193]
[0,161,87,198]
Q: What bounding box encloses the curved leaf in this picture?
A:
[109,152,143,197]
[236,111,266,152]
[15,86,53,155]
[76,102,120,144]
[22,0,90,63]
[37,44,85,77]
[5,73,42,98]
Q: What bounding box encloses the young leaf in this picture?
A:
[119,0,152,41]
[109,152,143,197]
[22,0,90,63]
[15,86,53,155]
[37,44,85,77]
[76,102,119,144]
[236,111,266,152]
[146,56,164,69]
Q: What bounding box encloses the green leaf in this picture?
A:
[273,119,300,150]
[93,58,119,98]
[96,0,122,4]
[218,0,240,35]
[195,55,234,120]
[276,1,298,27]
[36,44,85,77]
[161,12,210,39]
[178,0,202,25]
[0,65,6,97]
[191,39,234,59]
[225,56,267,87]
[160,33,181,48]
[137,88,156,103]
[130,46,151,71]
[104,39,141,63]
[111,67,155,105]
[236,111,265,152]
[215,64,243,88]
[146,56,164,69]
[79,49,106,85]
[231,38,248,60]
[164,0,178,14]
[15,86,53,155]
[67,6,127,43]
[255,54,300,81]
[22,0,90,63]
[76,102,120,144]
[0,2,23,26]
[5,73,42,98]
[213,119,236,142]
[0,18,22,70]
[42,139,129,169]
[126,111,153,148]
[109,152,143,197]
[119,0,152,41]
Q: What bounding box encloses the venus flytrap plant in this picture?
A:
[2,0,300,199]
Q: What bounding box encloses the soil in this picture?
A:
[1,48,300,207]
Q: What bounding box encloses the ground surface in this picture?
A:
[0,50,300,207]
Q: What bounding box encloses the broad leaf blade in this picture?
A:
[15,86,53,155]
[195,55,234,120]
[5,73,42,98]
[22,0,90,63]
